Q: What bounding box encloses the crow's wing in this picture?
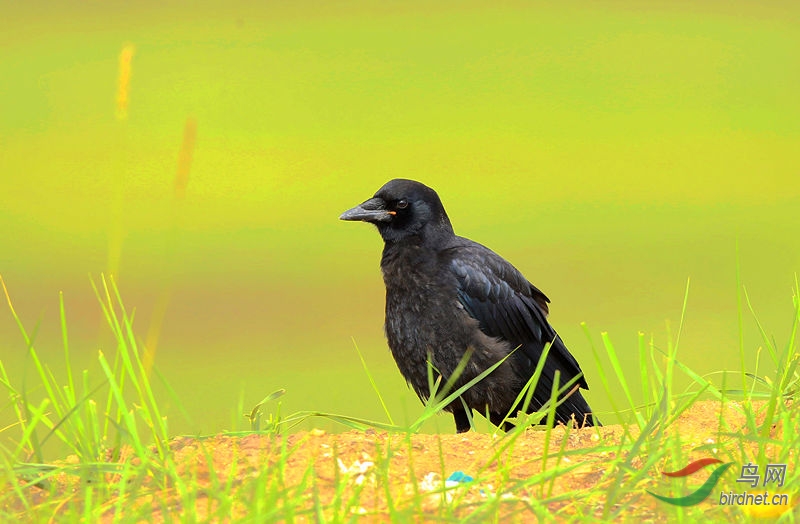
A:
[447,240,588,389]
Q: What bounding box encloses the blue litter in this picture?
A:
[447,471,474,483]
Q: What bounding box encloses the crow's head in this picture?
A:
[340,179,454,244]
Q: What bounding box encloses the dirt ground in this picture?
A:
[8,400,798,521]
[162,400,795,521]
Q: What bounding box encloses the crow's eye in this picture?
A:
[396,200,408,209]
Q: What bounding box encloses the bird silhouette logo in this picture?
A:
[647,458,733,506]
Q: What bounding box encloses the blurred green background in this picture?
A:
[1,1,798,441]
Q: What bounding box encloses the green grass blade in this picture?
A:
[352,338,394,425]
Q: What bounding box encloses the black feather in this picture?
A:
[340,179,599,432]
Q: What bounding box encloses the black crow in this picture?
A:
[340,179,598,432]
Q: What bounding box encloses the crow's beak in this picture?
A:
[339,197,394,223]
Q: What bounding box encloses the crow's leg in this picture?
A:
[489,411,516,432]
[453,409,472,433]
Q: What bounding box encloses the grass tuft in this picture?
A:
[1,272,798,521]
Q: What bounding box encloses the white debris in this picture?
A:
[337,458,374,485]
[420,472,441,492]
